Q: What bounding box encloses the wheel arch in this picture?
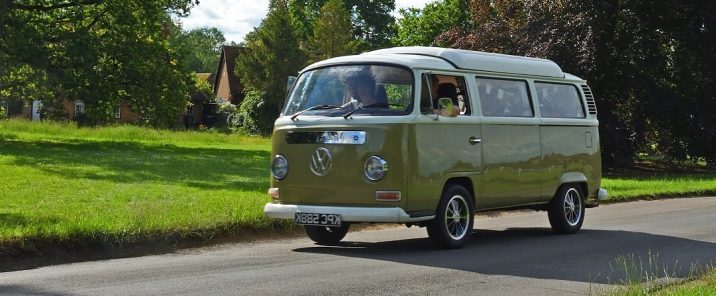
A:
[556,172,588,200]
[443,176,475,210]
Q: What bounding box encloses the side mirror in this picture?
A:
[437,97,458,117]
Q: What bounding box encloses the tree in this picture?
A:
[393,0,469,46]
[310,0,352,60]
[346,0,396,50]
[236,0,306,116]
[288,0,396,51]
[0,0,198,127]
[178,27,226,73]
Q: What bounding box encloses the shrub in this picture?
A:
[213,102,240,132]
[238,89,278,136]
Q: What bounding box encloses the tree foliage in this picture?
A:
[437,0,716,166]
[177,27,226,73]
[237,88,278,136]
[288,0,396,51]
[236,0,305,115]
[310,0,352,60]
[0,0,198,127]
[393,0,468,46]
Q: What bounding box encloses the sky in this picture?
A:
[179,0,435,44]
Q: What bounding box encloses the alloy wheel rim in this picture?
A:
[444,195,470,240]
[563,188,582,226]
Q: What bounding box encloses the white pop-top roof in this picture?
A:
[366,46,565,78]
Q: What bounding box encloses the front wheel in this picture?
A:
[304,224,350,245]
[548,184,585,234]
[427,184,474,249]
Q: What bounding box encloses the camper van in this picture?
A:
[264,47,607,249]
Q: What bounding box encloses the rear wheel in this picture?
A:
[548,184,585,234]
[304,224,350,245]
[427,184,474,249]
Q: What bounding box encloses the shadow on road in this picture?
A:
[0,285,70,296]
[294,227,716,284]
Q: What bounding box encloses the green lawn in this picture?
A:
[0,119,287,251]
[603,166,716,202]
[1,119,715,253]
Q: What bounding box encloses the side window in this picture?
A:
[534,82,586,118]
[420,73,471,115]
[476,77,533,117]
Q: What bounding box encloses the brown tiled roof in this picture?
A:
[213,46,242,95]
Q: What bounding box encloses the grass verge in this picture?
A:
[0,119,293,269]
[600,252,716,296]
[603,172,716,203]
[650,268,716,295]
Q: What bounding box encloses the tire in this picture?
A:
[427,184,474,249]
[548,184,586,234]
[304,224,350,245]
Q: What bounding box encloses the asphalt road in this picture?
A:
[2,197,715,296]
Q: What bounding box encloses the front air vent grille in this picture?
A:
[581,85,597,115]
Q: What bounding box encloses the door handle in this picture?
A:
[469,137,481,145]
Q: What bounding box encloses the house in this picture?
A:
[2,46,246,127]
[1,98,140,123]
[185,72,216,128]
[178,45,245,128]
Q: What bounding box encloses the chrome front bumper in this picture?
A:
[263,203,435,223]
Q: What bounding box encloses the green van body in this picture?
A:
[264,47,606,246]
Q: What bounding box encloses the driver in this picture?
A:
[344,70,387,108]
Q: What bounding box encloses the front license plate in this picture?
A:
[294,212,342,227]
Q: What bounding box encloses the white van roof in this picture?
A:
[366,47,565,78]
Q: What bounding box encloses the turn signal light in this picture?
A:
[376,191,401,201]
[268,188,280,200]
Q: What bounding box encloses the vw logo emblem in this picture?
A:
[310,147,333,176]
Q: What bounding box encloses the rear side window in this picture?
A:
[534,82,586,118]
[476,77,533,117]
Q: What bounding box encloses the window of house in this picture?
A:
[420,74,471,115]
[74,100,85,115]
[113,106,121,119]
[534,82,586,118]
[476,77,533,117]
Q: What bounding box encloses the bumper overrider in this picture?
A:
[598,188,608,200]
[263,203,435,223]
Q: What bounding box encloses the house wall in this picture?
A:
[215,59,233,102]
[119,102,139,123]
[63,100,75,119]
[54,100,140,123]
[7,101,27,117]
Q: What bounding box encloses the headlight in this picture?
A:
[271,155,288,180]
[364,156,388,181]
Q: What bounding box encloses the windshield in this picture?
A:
[283,65,414,117]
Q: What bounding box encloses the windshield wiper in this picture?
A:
[342,105,364,119]
[290,104,340,121]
